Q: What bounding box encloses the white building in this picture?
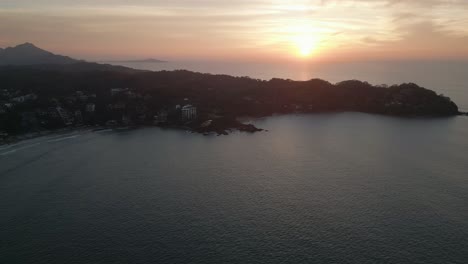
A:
[111,88,129,96]
[181,105,197,120]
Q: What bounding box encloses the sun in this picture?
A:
[294,35,318,58]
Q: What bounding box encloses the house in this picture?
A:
[11,93,37,103]
[111,88,129,96]
[113,102,126,110]
[181,105,197,120]
[86,103,96,113]
[127,91,137,99]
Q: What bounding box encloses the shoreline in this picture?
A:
[2,111,467,146]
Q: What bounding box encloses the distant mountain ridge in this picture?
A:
[0,43,79,65]
[0,43,141,73]
[0,42,167,66]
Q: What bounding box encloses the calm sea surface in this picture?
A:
[110,60,468,111]
[1,113,468,263]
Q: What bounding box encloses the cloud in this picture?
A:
[1,0,468,61]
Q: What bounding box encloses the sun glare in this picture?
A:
[294,35,318,58]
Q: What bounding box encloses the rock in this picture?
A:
[193,116,263,135]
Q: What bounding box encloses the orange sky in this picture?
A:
[1,0,468,62]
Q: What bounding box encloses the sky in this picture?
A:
[1,0,468,62]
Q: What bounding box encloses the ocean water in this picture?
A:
[110,60,468,111]
[1,113,468,263]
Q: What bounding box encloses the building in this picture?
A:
[85,103,96,113]
[181,105,197,120]
[11,93,37,103]
[111,88,129,96]
[108,102,126,111]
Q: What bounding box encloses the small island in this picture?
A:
[106,58,167,63]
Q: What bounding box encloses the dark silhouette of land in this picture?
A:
[0,43,462,139]
[0,43,79,65]
[0,43,139,72]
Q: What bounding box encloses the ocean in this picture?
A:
[1,113,468,263]
[109,60,468,112]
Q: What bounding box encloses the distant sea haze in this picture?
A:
[109,60,468,111]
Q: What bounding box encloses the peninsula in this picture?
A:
[0,43,461,139]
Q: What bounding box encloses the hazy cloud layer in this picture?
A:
[1,0,467,61]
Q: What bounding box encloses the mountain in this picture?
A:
[0,43,79,65]
[0,62,143,73]
[0,43,141,73]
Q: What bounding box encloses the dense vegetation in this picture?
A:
[0,65,460,136]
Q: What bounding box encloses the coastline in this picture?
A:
[0,126,98,146]
[2,111,467,146]
[0,66,463,141]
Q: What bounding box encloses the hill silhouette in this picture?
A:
[0,43,140,72]
[0,43,79,65]
[0,44,461,136]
